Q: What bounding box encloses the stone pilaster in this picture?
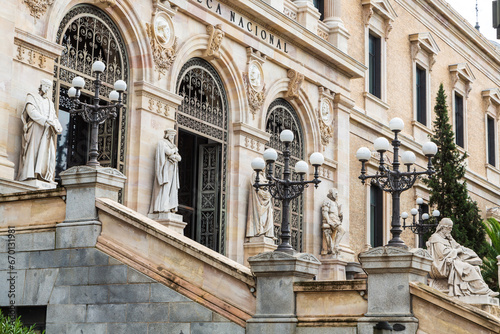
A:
[57,166,126,248]
[323,0,349,52]
[247,251,320,334]
[357,246,432,334]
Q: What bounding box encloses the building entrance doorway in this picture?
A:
[176,58,228,254]
[177,129,222,252]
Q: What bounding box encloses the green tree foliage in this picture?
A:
[482,217,500,292]
[0,310,44,334]
[424,83,487,258]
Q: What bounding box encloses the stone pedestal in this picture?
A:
[23,179,57,189]
[247,251,320,334]
[57,166,126,248]
[317,254,347,281]
[148,212,186,234]
[243,236,277,266]
[357,246,433,334]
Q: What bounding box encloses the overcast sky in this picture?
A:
[447,0,498,41]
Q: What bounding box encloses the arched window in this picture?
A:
[175,58,228,254]
[265,98,304,251]
[53,4,129,178]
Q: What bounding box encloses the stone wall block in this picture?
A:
[48,286,70,304]
[22,268,58,305]
[108,284,150,303]
[66,323,107,334]
[70,285,108,304]
[0,269,25,305]
[56,222,101,249]
[150,283,190,302]
[169,302,213,322]
[0,250,30,269]
[127,267,155,283]
[69,248,109,267]
[29,249,70,268]
[55,267,89,286]
[107,323,148,334]
[88,265,128,284]
[126,303,170,322]
[86,304,128,323]
[191,322,245,334]
[47,304,87,323]
[148,323,190,333]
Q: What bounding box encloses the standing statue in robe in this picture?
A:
[427,218,499,297]
[322,188,345,255]
[149,129,182,213]
[246,174,274,238]
[17,79,63,182]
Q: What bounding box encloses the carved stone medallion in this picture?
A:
[146,12,178,79]
[320,98,332,124]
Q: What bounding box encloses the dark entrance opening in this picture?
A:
[177,129,222,252]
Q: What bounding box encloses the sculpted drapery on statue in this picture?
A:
[17,79,62,182]
[427,218,499,297]
[246,175,274,238]
[149,129,182,213]
[321,188,345,255]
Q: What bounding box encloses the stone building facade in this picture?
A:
[1,0,500,333]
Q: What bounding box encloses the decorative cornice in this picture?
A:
[409,32,440,71]
[482,89,500,118]
[361,0,398,39]
[449,63,475,98]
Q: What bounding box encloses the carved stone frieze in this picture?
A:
[244,136,262,152]
[146,94,171,118]
[318,165,334,180]
[287,69,304,99]
[146,13,178,79]
[205,24,225,59]
[283,6,297,20]
[14,41,54,74]
[317,27,329,41]
[23,0,54,20]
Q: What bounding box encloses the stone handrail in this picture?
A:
[95,198,256,327]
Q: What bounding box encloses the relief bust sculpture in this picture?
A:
[427,218,499,297]
[149,129,182,213]
[17,79,62,182]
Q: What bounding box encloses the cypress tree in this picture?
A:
[424,83,487,257]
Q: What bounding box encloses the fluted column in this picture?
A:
[323,0,349,52]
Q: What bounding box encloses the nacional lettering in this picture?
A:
[195,0,289,53]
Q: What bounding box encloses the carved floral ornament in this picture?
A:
[318,87,335,146]
[361,0,397,40]
[205,24,225,59]
[23,0,54,20]
[146,11,178,79]
[287,69,304,99]
[243,48,267,119]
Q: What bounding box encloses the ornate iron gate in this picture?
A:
[176,58,228,254]
[53,4,128,177]
[265,98,305,251]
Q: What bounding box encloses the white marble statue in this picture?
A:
[149,129,182,213]
[17,79,62,182]
[321,188,345,255]
[246,175,274,238]
[427,218,499,297]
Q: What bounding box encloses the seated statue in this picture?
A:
[427,218,498,297]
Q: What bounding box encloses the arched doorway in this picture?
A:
[265,98,305,251]
[175,58,228,254]
[53,4,129,178]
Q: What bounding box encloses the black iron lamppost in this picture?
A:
[402,197,440,247]
[67,60,127,167]
[251,129,325,254]
[355,117,438,248]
